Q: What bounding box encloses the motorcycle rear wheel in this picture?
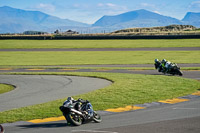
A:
[0,124,4,133]
[93,111,102,123]
[66,113,82,126]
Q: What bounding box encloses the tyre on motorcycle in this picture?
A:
[177,70,183,76]
[0,125,4,133]
[66,113,82,126]
[173,67,183,76]
[93,111,102,123]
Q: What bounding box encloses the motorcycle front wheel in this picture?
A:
[66,113,82,126]
[0,124,4,133]
[93,111,102,123]
[176,69,183,76]
[179,70,183,76]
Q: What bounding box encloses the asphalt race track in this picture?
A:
[0,75,112,112]
[1,69,199,133]
[1,47,200,133]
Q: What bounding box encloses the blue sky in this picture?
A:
[0,0,200,24]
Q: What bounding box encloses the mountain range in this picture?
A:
[182,12,200,27]
[93,9,182,28]
[0,6,200,33]
[0,6,89,33]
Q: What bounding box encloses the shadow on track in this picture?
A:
[18,122,69,129]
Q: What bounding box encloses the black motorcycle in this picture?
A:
[154,61,183,76]
[59,98,102,126]
[167,63,183,76]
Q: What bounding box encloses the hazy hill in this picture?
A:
[0,6,89,33]
[112,25,197,34]
[182,12,200,27]
[92,9,182,29]
[0,6,200,33]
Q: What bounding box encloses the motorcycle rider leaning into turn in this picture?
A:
[63,97,94,119]
[155,59,172,73]
[154,58,183,76]
[161,59,172,73]
[154,59,162,72]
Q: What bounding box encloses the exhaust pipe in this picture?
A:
[71,108,83,115]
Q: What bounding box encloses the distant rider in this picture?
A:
[154,59,162,72]
[161,59,171,73]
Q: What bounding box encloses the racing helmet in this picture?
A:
[162,59,166,63]
[155,59,159,63]
[67,97,74,101]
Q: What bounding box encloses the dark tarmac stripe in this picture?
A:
[0,69,199,80]
[0,64,198,68]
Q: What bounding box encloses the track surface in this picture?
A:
[1,63,199,68]
[1,69,200,133]
[0,75,111,112]
[1,46,200,133]
[10,98,199,133]
[1,69,199,80]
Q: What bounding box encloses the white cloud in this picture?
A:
[140,3,156,9]
[106,3,116,8]
[139,3,162,14]
[31,2,128,24]
[190,1,200,6]
[64,3,129,23]
[97,3,104,7]
[96,3,128,15]
[97,3,116,8]
[188,1,200,11]
[34,3,56,12]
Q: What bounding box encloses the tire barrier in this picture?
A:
[0,34,200,40]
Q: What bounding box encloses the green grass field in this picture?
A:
[0,39,200,49]
[0,72,200,124]
[0,51,199,66]
[0,39,200,124]
[0,84,14,94]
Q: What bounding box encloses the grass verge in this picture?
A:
[0,84,14,94]
[0,39,200,49]
[0,51,199,66]
[0,72,200,124]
